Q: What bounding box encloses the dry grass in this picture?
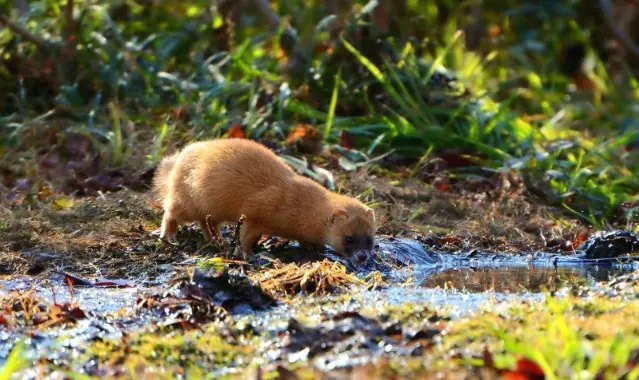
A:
[0,190,219,277]
[250,258,366,297]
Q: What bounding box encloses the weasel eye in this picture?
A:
[344,236,354,245]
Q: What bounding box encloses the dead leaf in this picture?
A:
[371,0,390,34]
[286,124,323,155]
[571,233,589,249]
[314,42,334,55]
[514,358,545,378]
[228,123,246,139]
[38,186,54,201]
[171,105,187,119]
[572,72,596,91]
[433,176,450,192]
[62,272,94,287]
[488,24,501,39]
[438,149,483,168]
[94,278,135,288]
[339,130,355,149]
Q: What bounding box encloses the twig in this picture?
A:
[229,214,246,257]
[0,14,49,51]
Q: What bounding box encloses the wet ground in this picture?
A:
[2,234,637,377]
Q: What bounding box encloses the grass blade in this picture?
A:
[324,68,341,141]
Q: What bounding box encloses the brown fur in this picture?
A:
[152,139,377,260]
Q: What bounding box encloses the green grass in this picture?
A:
[0,341,28,380]
[0,0,638,228]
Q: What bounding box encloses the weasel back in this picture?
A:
[152,153,178,203]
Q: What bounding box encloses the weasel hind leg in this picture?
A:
[238,220,263,260]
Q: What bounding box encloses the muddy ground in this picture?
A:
[2,159,637,379]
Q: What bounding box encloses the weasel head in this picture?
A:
[325,203,377,265]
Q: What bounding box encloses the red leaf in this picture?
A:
[63,272,94,287]
[227,123,246,139]
[501,371,531,380]
[94,278,135,288]
[571,234,589,249]
[433,177,449,192]
[516,358,544,378]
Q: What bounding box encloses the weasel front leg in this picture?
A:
[160,213,179,243]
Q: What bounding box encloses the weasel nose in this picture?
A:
[354,251,368,263]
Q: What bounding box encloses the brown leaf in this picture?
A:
[84,173,123,192]
[171,105,187,119]
[339,130,355,150]
[314,42,334,55]
[0,166,15,188]
[371,0,390,34]
[482,347,495,368]
[438,149,484,168]
[572,72,596,91]
[66,306,87,320]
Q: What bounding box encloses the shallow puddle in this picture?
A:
[419,264,626,293]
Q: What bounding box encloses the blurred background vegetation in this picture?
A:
[1,0,639,229]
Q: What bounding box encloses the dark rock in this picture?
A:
[191,267,276,311]
[577,230,639,259]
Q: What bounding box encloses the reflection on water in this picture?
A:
[420,265,625,293]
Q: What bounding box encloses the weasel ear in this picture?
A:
[329,209,347,225]
[366,208,375,222]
